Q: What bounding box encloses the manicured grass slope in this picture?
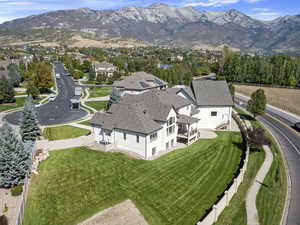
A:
[214,149,265,225]
[85,101,108,111]
[24,132,243,225]
[88,87,112,98]
[43,125,91,141]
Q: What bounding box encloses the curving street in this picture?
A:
[235,94,300,225]
[5,62,87,126]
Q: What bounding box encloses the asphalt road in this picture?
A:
[235,94,300,225]
[5,62,87,126]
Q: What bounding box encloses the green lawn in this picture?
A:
[216,107,286,225]
[85,101,108,111]
[43,125,91,141]
[24,132,244,225]
[88,87,112,98]
[15,92,27,96]
[79,120,91,126]
[0,96,47,112]
[214,145,265,225]
[0,97,26,112]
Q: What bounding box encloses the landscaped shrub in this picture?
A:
[0,215,8,225]
[11,185,23,196]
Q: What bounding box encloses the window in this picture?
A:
[167,125,175,136]
[211,111,217,117]
[150,132,158,142]
[171,139,174,147]
[123,133,126,140]
[136,135,139,143]
[166,142,169,150]
[167,117,175,126]
[152,147,157,156]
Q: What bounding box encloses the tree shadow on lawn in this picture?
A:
[239,114,255,121]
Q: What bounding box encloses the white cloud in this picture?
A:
[245,0,263,3]
[253,8,269,12]
[250,8,281,20]
[185,0,240,7]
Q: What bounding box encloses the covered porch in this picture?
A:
[177,114,200,145]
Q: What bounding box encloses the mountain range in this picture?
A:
[0,3,300,54]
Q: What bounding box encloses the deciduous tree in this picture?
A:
[247,88,267,118]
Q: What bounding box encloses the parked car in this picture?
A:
[49,95,55,102]
[35,102,42,108]
[294,122,300,132]
[56,73,61,79]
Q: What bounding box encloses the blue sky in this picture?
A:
[0,0,299,24]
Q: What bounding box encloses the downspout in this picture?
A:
[145,134,147,160]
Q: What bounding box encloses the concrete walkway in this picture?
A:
[81,88,98,113]
[70,123,93,131]
[78,200,148,225]
[37,134,95,151]
[85,96,110,102]
[246,145,273,225]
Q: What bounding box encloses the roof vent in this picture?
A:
[143,109,147,114]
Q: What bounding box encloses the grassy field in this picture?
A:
[0,97,26,112]
[234,84,300,116]
[85,101,108,111]
[24,132,244,225]
[216,107,286,225]
[0,96,46,112]
[43,125,91,141]
[79,120,91,126]
[88,87,112,98]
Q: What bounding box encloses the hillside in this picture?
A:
[0,3,299,53]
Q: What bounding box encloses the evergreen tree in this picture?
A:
[0,77,15,103]
[26,82,40,99]
[0,122,32,188]
[228,83,235,101]
[247,89,267,118]
[20,96,41,142]
[8,63,21,87]
[88,66,96,81]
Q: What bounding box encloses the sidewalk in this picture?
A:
[246,145,273,225]
[85,96,110,102]
[36,134,95,151]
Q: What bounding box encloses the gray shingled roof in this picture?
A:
[177,114,199,125]
[91,103,162,134]
[191,80,234,106]
[113,72,167,90]
[120,89,190,120]
[120,90,174,122]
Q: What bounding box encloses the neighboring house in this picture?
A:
[92,61,117,78]
[91,79,234,159]
[113,72,168,96]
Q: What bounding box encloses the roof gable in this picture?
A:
[191,80,234,106]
